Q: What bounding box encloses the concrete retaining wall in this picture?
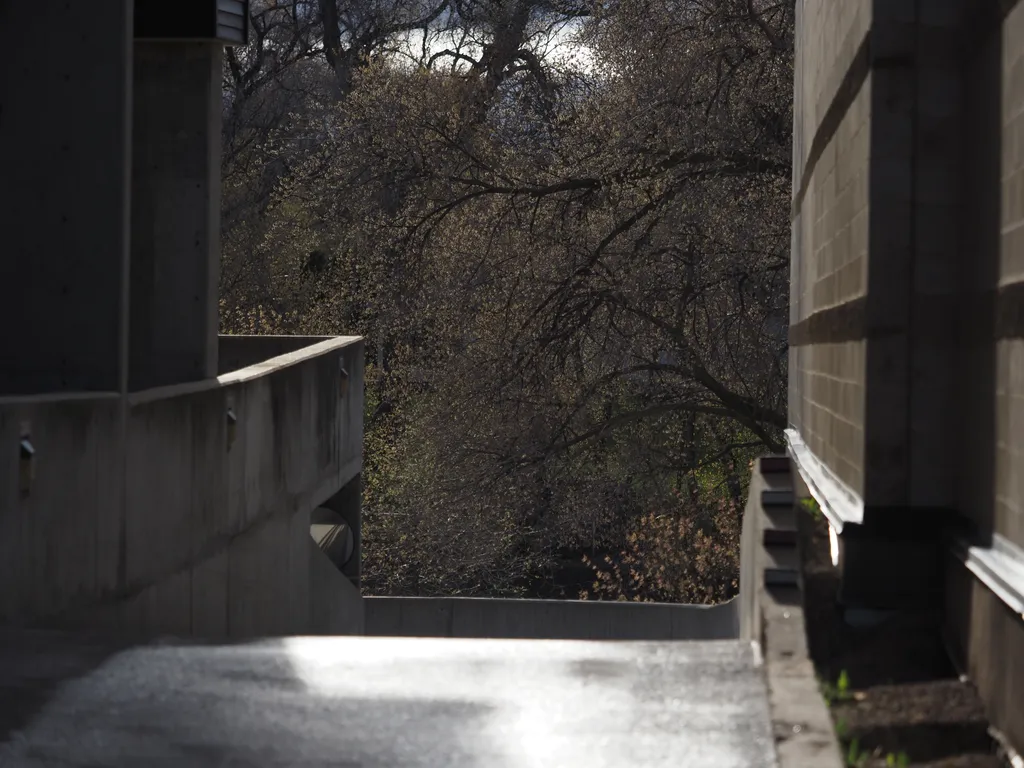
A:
[69,502,364,639]
[0,336,364,638]
[364,595,738,641]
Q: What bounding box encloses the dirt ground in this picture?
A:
[797,509,1010,768]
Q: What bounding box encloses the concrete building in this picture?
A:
[788,0,1024,750]
[0,0,748,650]
[3,1,1022,763]
[0,1,364,638]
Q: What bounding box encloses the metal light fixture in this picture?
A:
[226,406,238,451]
[339,363,350,399]
[19,427,34,496]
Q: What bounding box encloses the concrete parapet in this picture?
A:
[0,336,364,638]
[218,335,336,375]
[364,595,738,641]
[739,456,845,768]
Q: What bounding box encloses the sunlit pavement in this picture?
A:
[0,632,777,767]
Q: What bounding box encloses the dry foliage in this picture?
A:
[219,0,794,599]
[583,489,740,604]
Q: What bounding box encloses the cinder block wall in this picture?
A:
[789,0,965,510]
[790,0,1024,751]
[946,1,1024,752]
[788,0,871,498]
[993,3,1024,553]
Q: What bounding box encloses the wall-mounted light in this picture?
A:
[19,424,34,496]
[339,363,350,399]
[226,406,237,451]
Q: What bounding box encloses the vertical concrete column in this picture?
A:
[907,1,970,507]
[129,43,222,390]
[0,1,133,394]
[862,0,917,507]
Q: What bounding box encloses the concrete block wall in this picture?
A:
[945,551,1024,752]
[906,10,965,509]
[789,64,870,493]
[943,3,1024,753]
[791,0,1024,752]
[791,0,871,325]
[790,0,968,510]
[791,0,871,190]
[0,338,364,638]
[789,344,866,496]
[996,2,1024,552]
[996,345,1024,548]
[789,0,872,499]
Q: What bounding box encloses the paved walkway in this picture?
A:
[0,631,777,767]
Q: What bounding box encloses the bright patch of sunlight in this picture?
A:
[395,19,595,74]
[829,524,840,568]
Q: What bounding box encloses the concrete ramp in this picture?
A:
[0,630,776,767]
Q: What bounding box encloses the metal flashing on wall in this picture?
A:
[785,428,864,533]
[135,0,249,45]
[951,533,1024,620]
[215,0,248,43]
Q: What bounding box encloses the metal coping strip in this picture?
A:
[785,428,864,533]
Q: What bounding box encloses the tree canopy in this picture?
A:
[220,0,794,599]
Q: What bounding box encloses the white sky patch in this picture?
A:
[394,18,596,75]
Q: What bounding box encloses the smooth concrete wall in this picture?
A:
[0,1,132,395]
[123,337,363,597]
[82,504,363,639]
[0,337,364,637]
[310,535,365,635]
[0,393,124,622]
[129,43,223,390]
[364,596,738,641]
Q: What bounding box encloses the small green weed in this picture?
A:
[844,743,911,768]
[828,673,911,767]
[822,669,852,706]
[799,496,823,521]
[845,737,868,767]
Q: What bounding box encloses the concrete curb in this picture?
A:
[363,595,739,640]
[742,456,844,768]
